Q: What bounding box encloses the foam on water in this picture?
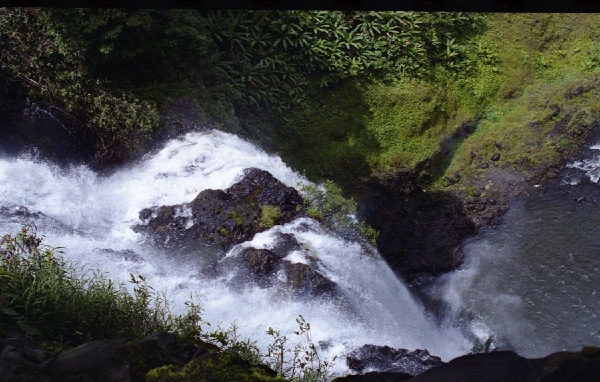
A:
[0,130,470,375]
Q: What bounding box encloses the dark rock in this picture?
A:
[226,168,305,221]
[548,104,561,119]
[409,349,600,382]
[236,248,282,287]
[0,338,51,382]
[528,121,542,129]
[243,248,280,275]
[134,168,305,250]
[546,168,560,179]
[220,233,336,298]
[490,153,501,162]
[565,85,585,99]
[42,338,170,382]
[93,248,143,262]
[271,233,302,257]
[494,143,503,150]
[286,262,336,297]
[480,163,490,169]
[347,345,443,376]
[333,371,412,381]
[359,175,476,280]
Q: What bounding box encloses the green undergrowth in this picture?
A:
[0,226,203,345]
[436,13,600,193]
[275,13,600,200]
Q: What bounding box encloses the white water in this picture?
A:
[425,141,600,358]
[0,130,470,375]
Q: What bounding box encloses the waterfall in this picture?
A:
[0,130,470,375]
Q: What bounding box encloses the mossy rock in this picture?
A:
[146,353,286,382]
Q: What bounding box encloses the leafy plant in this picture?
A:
[0,226,204,345]
[469,335,495,354]
[0,8,160,166]
[258,205,284,229]
[301,180,379,252]
[265,315,335,382]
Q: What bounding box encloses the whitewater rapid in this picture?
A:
[0,130,471,375]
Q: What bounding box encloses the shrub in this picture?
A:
[258,205,284,229]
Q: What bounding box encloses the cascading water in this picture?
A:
[425,140,600,358]
[0,130,470,376]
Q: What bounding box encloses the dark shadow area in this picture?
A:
[273,79,382,194]
[358,171,476,281]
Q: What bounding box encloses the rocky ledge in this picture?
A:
[335,347,600,382]
[3,335,598,382]
[134,168,305,249]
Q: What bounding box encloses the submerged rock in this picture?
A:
[286,262,336,297]
[222,233,337,298]
[134,168,305,249]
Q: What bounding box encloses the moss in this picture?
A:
[145,353,285,382]
[228,210,245,225]
[257,205,283,229]
[218,227,229,236]
[274,14,600,203]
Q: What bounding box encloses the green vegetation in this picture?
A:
[145,353,287,382]
[0,227,334,381]
[275,13,600,200]
[0,225,204,344]
[0,9,486,166]
[302,181,378,246]
[0,8,160,166]
[470,336,495,354]
[1,10,598,199]
[258,205,284,229]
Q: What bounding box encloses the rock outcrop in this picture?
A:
[359,172,476,281]
[334,348,600,382]
[0,333,283,382]
[346,345,444,376]
[134,168,305,249]
[222,232,337,298]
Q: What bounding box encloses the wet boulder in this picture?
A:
[286,262,336,297]
[222,234,337,298]
[134,168,305,249]
[346,345,444,376]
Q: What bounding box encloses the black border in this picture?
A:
[0,1,598,12]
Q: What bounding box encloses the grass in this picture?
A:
[436,13,600,194]
[275,13,600,200]
[0,225,204,346]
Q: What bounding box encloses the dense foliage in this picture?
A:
[0,8,485,164]
[0,8,159,166]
